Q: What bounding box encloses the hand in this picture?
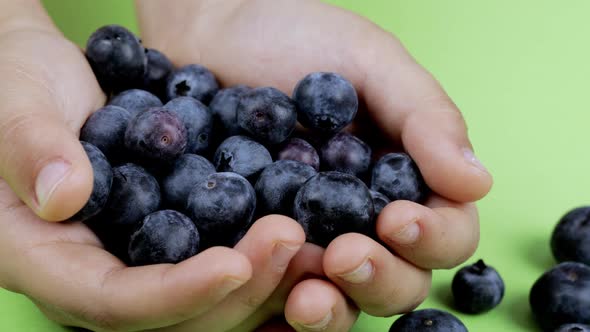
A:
[137,0,493,330]
[0,2,312,331]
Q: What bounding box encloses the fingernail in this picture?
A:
[218,277,247,297]
[35,159,71,209]
[337,258,374,284]
[463,148,489,173]
[389,222,420,245]
[272,241,301,272]
[299,310,333,331]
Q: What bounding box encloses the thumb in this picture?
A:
[0,108,93,221]
[361,34,493,203]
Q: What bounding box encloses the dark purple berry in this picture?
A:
[369,190,390,218]
[85,25,146,93]
[210,85,251,140]
[166,64,219,104]
[530,262,590,331]
[125,107,187,162]
[551,207,590,266]
[128,210,199,266]
[371,153,428,203]
[277,138,320,171]
[237,87,297,145]
[143,48,174,100]
[294,171,374,247]
[255,160,317,217]
[320,132,371,177]
[162,154,215,209]
[80,105,131,162]
[213,135,272,179]
[389,309,468,332]
[109,89,162,117]
[72,142,113,221]
[293,72,358,134]
[186,172,256,248]
[554,324,590,332]
[164,97,213,154]
[452,259,505,314]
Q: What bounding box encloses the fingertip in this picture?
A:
[246,215,307,248]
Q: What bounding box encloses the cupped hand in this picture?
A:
[137,0,493,330]
[0,5,312,332]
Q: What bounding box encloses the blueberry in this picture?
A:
[72,142,113,221]
[164,97,213,154]
[166,64,219,104]
[255,160,317,217]
[370,190,390,218]
[389,309,468,332]
[162,154,215,209]
[213,135,273,179]
[85,25,146,93]
[80,105,131,162]
[128,210,199,266]
[125,107,187,162]
[89,164,161,261]
[320,132,371,177]
[551,207,590,266]
[452,259,505,314]
[530,262,590,331]
[294,171,374,247]
[277,138,320,171]
[109,89,163,118]
[186,172,256,247]
[210,85,251,139]
[371,153,428,203]
[293,72,358,134]
[143,48,174,100]
[237,87,297,145]
[554,324,590,332]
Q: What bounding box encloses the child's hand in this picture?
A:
[137,0,493,330]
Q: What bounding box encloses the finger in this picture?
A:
[360,31,493,202]
[376,196,480,270]
[0,31,104,221]
[285,279,359,332]
[174,215,306,331]
[16,243,252,331]
[323,233,432,317]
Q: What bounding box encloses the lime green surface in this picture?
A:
[2,0,590,331]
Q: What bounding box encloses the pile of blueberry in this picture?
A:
[76,24,428,267]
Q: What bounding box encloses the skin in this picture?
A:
[0,0,492,331]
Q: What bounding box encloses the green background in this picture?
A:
[1,0,590,331]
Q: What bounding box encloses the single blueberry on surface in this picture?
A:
[125,107,187,162]
[85,25,146,93]
[80,105,131,162]
[389,309,468,332]
[551,207,590,266]
[213,135,273,179]
[277,137,320,171]
[164,97,213,154]
[369,190,390,218]
[530,262,590,331]
[166,64,219,104]
[237,87,297,145]
[72,142,113,221]
[255,160,317,217]
[320,132,371,177]
[554,324,590,332]
[294,171,374,247]
[186,172,256,247]
[452,259,505,314]
[128,210,199,266]
[210,85,251,139]
[293,72,358,134]
[143,48,174,100]
[162,154,216,209]
[371,152,428,203]
[109,89,163,118]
